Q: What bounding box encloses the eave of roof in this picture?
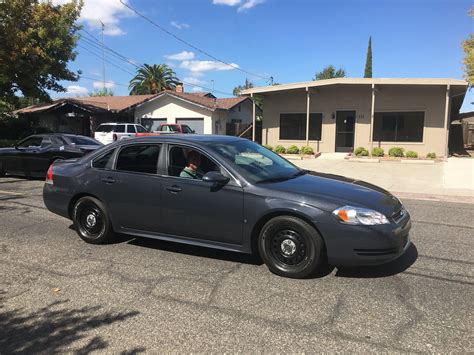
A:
[240,78,468,95]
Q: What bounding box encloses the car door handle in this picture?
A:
[165,185,182,193]
[101,177,116,184]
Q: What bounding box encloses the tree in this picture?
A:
[0,0,82,103]
[364,36,373,78]
[89,88,114,97]
[233,78,254,96]
[314,65,346,80]
[129,64,179,95]
[462,7,474,85]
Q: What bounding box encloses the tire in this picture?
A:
[258,216,324,279]
[72,196,114,244]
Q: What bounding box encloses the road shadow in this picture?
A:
[334,243,418,278]
[0,174,44,181]
[0,291,143,354]
[128,237,264,266]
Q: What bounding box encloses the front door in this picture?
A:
[335,111,356,153]
[160,145,243,245]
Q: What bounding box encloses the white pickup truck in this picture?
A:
[94,123,149,145]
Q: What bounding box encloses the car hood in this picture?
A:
[264,171,401,216]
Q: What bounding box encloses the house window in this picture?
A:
[279,113,322,140]
[373,112,424,142]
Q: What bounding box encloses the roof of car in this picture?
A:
[133,134,244,144]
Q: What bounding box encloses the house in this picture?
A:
[15,95,156,136]
[133,85,260,135]
[241,78,468,157]
[15,84,260,136]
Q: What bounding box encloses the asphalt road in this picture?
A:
[0,177,472,353]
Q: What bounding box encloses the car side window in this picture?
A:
[17,137,43,148]
[136,125,147,133]
[127,125,136,133]
[41,137,53,147]
[167,146,222,180]
[92,149,115,170]
[116,145,160,174]
[114,125,125,133]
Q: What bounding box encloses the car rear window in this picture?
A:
[116,145,160,174]
[92,149,115,169]
[95,124,115,133]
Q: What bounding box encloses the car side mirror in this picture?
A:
[202,171,230,185]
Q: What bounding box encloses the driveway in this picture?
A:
[0,178,473,352]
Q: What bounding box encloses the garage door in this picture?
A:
[176,118,204,134]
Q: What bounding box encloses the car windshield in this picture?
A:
[95,124,115,133]
[63,136,101,146]
[210,140,304,184]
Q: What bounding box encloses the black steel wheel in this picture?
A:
[72,196,114,244]
[258,216,324,278]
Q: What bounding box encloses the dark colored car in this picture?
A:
[43,135,411,279]
[0,134,103,178]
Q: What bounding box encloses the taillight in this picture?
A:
[45,164,54,185]
[113,133,117,141]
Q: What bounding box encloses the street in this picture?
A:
[0,177,473,353]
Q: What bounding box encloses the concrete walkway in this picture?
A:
[293,156,474,203]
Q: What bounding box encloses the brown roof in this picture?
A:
[16,92,253,115]
[161,90,249,111]
[16,94,156,114]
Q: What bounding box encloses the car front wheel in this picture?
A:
[72,196,114,244]
[258,216,324,279]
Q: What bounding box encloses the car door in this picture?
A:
[13,136,43,176]
[98,143,164,232]
[159,144,244,245]
[22,136,55,176]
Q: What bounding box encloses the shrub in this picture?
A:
[300,146,314,155]
[354,147,369,156]
[388,147,405,157]
[371,147,384,157]
[275,145,286,154]
[426,152,436,159]
[406,151,418,158]
[263,144,274,151]
[286,145,300,154]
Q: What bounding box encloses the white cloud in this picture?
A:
[51,0,134,36]
[238,0,264,12]
[180,60,239,73]
[191,86,205,92]
[183,77,206,85]
[165,51,195,61]
[66,85,89,95]
[170,21,190,30]
[92,81,116,89]
[211,0,264,11]
[212,0,241,5]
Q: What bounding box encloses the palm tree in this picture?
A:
[129,64,179,95]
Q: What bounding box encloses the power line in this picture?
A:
[119,0,273,83]
[80,75,129,87]
[77,44,136,76]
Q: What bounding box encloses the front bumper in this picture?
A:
[319,213,412,267]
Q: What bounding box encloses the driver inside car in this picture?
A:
[180,150,203,179]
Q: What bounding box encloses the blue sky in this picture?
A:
[58,0,473,112]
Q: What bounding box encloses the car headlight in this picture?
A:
[332,205,389,225]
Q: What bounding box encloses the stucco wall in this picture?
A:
[262,85,448,156]
[134,95,214,134]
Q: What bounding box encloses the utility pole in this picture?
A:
[100,20,106,90]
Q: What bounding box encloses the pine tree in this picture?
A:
[364,36,373,78]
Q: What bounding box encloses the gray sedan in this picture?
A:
[43,135,411,279]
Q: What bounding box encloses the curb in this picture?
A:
[393,191,474,204]
[400,160,435,164]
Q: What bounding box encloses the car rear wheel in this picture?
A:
[258,216,324,279]
[72,196,114,244]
